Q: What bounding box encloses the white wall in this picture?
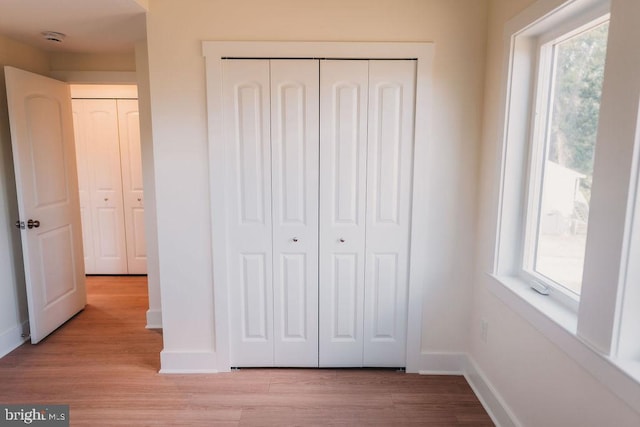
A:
[470,0,640,425]
[135,41,162,329]
[0,35,50,357]
[146,0,488,371]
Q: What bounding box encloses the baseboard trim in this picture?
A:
[145,309,162,329]
[0,321,29,359]
[417,352,518,427]
[418,351,467,374]
[159,350,218,374]
[464,356,521,427]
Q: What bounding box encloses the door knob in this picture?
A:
[15,221,25,230]
[292,237,299,242]
[339,238,345,243]
[27,219,40,229]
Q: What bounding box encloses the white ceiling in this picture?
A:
[0,0,147,53]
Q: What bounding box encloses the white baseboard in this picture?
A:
[0,321,29,359]
[159,350,219,373]
[417,352,518,427]
[464,356,521,427]
[418,351,467,374]
[145,309,162,329]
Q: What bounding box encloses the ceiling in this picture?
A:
[0,0,147,53]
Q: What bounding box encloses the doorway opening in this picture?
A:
[70,84,148,276]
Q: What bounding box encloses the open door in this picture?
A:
[4,66,86,344]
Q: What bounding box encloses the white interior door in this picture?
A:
[5,66,86,343]
[363,60,415,366]
[270,60,319,366]
[117,99,147,274]
[72,99,127,274]
[224,60,275,366]
[318,60,370,367]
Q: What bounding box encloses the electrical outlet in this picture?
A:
[480,319,488,343]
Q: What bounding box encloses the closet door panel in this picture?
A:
[319,60,369,367]
[363,60,416,366]
[223,60,275,366]
[71,104,96,273]
[270,60,319,367]
[74,99,128,274]
[117,100,147,274]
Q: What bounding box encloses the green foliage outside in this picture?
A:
[548,22,609,203]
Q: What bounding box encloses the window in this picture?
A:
[523,17,610,298]
[493,0,640,411]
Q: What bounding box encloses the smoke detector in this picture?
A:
[41,31,66,43]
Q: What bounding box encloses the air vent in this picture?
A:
[41,31,66,43]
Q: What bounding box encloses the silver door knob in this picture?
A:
[27,219,40,229]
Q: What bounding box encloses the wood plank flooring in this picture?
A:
[0,276,493,426]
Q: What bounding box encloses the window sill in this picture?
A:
[488,274,578,335]
[487,273,640,415]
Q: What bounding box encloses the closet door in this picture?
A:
[117,100,147,274]
[72,104,96,273]
[72,99,128,274]
[270,60,320,366]
[363,60,416,366]
[319,60,369,367]
[224,60,275,366]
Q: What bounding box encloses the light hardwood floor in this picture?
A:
[0,276,493,426]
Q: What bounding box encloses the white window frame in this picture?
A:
[491,0,640,415]
[521,12,610,308]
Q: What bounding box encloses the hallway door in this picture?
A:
[4,66,86,343]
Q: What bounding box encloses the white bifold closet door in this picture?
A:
[73,99,147,275]
[224,58,415,368]
[224,60,320,367]
[117,100,147,274]
[73,99,127,274]
[319,60,415,367]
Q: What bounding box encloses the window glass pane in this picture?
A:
[534,22,609,294]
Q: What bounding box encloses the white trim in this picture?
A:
[70,84,138,99]
[159,350,218,374]
[145,309,162,330]
[0,321,29,358]
[464,356,521,427]
[202,41,433,373]
[415,352,520,427]
[488,274,640,415]
[50,71,137,84]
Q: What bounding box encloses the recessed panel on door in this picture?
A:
[363,60,416,366]
[26,97,68,207]
[270,60,319,367]
[223,60,275,367]
[319,60,369,367]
